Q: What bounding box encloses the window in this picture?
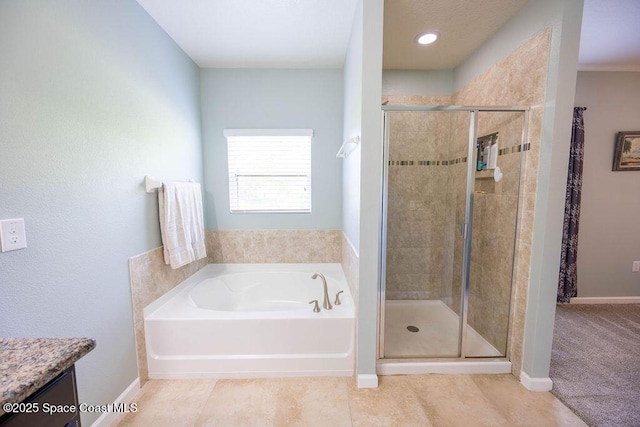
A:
[224,129,313,213]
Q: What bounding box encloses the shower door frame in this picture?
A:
[378,105,529,361]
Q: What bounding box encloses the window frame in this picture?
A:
[224,128,313,214]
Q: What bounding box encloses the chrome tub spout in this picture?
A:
[311,272,332,310]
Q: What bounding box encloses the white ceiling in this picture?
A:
[136,0,640,71]
[135,0,359,68]
[579,0,640,71]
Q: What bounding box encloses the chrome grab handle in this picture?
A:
[459,223,468,239]
[308,300,320,313]
[334,290,344,305]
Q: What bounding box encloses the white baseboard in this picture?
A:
[520,371,552,392]
[357,374,379,388]
[90,377,140,427]
[570,296,640,304]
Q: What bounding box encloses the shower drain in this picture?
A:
[406,325,420,333]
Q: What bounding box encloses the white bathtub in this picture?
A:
[144,263,355,378]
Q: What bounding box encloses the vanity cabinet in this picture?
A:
[0,366,80,427]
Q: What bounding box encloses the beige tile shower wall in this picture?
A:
[205,230,342,263]
[452,29,551,376]
[129,248,208,383]
[386,166,447,299]
[508,104,543,376]
[467,113,524,355]
[382,95,452,106]
[448,113,473,314]
[381,98,470,306]
[382,28,550,374]
[384,108,453,300]
[453,29,550,107]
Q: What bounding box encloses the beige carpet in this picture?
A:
[550,304,640,427]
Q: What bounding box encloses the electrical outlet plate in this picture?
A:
[633,261,640,273]
[0,218,27,252]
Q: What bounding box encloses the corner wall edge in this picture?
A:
[520,371,553,392]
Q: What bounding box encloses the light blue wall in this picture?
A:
[342,0,385,382]
[0,1,202,424]
[342,0,364,254]
[200,69,344,230]
[355,0,385,380]
[382,69,453,96]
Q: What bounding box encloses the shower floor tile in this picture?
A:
[383,300,501,358]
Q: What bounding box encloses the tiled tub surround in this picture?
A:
[129,229,343,382]
[129,247,208,383]
[205,229,342,263]
[341,232,359,307]
[144,264,355,378]
[381,28,550,373]
[0,337,95,413]
[341,232,360,373]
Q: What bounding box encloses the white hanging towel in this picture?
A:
[158,181,207,269]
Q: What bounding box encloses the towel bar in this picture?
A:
[145,176,162,193]
[145,175,195,193]
[336,136,360,158]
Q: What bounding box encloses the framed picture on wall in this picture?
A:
[613,131,640,171]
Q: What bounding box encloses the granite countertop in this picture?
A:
[0,337,95,415]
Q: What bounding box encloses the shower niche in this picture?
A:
[379,107,527,362]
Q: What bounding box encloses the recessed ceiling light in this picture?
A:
[416,31,440,45]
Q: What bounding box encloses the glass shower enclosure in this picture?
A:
[379,106,528,360]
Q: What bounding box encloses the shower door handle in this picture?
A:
[459,223,468,239]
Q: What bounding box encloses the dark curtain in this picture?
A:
[557,107,586,303]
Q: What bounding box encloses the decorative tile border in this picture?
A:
[389,144,528,167]
[499,143,530,155]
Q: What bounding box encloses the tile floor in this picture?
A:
[116,374,586,427]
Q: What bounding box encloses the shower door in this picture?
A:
[379,106,526,360]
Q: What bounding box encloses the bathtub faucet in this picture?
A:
[311,273,332,310]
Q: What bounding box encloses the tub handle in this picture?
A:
[308,300,321,313]
[334,290,344,306]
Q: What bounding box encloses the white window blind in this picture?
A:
[224,129,313,213]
